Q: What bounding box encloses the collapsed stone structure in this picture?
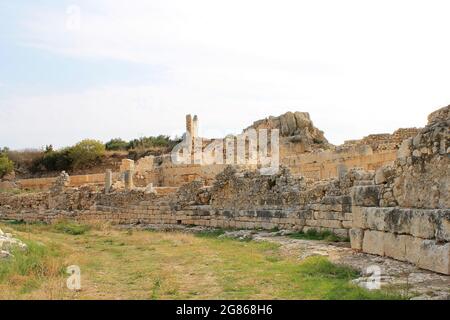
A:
[0,105,448,275]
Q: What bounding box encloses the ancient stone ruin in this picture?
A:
[0,105,448,275]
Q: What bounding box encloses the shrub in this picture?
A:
[31,148,72,173]
[128,135,178,150]
[0,153,14,178]
[105,138,129,151]
[68,139,105,170]
[6,149,43,170]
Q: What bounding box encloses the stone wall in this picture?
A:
[350,105,450,275]
[16,173,112,191]
[0,166,356,238]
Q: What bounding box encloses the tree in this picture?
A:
[105,138,129,151]
[0,154,14,178]
[69,139,105,169]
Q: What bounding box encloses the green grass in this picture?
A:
[194,228,227,238]
[0,189,39,195]
[52,220,91,235]
[289,229,349,242]
[0,239,66,297]
[0,221,405,300]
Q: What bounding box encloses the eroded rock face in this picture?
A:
[245,111,332,149]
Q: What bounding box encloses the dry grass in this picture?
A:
[0,221,404,300]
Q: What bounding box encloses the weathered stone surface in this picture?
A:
[350,228,364,250]
[365,207,389,231]
[362,230,385,256]
[245,111,332,149]
[375,165,395,185]
[436,210,450,242]
[351,186,380,207]
[351,206,367,229]
[417,241,450,275]
[50,171,70,194]
[405,235,422,265]
[384,233,407,261]
[409,210,438,239]
[397,138,412,159]
[389,106,449,209]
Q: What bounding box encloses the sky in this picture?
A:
[1,0,450,150]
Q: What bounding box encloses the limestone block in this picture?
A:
[404,235,423,265]
[384,208,412,235]
[305,219,320,227]
[351,185,380,207]
[343,212,353,221]
[350,228,364,250]
[297,210,313,220]
[374,167,387,185]
[365,207,388,231]
[333,228,349,238]
[362,230,385,256]
[318,219,342,229]
[383,233,407,261]
[397,138,412,159]
[351,206,367,229]
[342,221,353,229]
[409,210,438,239]
[417,240,450,275]
[120,159,135,172]
[436,210,450,242]
[314,211,343,220]
[105,169,112,194]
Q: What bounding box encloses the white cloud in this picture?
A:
[3,0,450,148]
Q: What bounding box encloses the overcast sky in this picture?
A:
[1,0,449,150]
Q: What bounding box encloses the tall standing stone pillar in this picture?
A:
[105,169,112,193]
[192,115,199,137]
[186,114,193,137]
[124,170,134,190]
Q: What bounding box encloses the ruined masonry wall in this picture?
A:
[0,192,352,238]
[349,105,450,275]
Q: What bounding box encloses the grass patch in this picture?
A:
[0,239,66,297]
[298,256,359,278]
[52,221,91,235]
[194,229,226,238]
[0,222,405,300]
[289,229,349,242]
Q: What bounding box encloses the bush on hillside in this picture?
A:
[105,138,129,151]
[127,135,176,150]
[0,153,14,178]
[31,147,72,173]
[68,139,105,170]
